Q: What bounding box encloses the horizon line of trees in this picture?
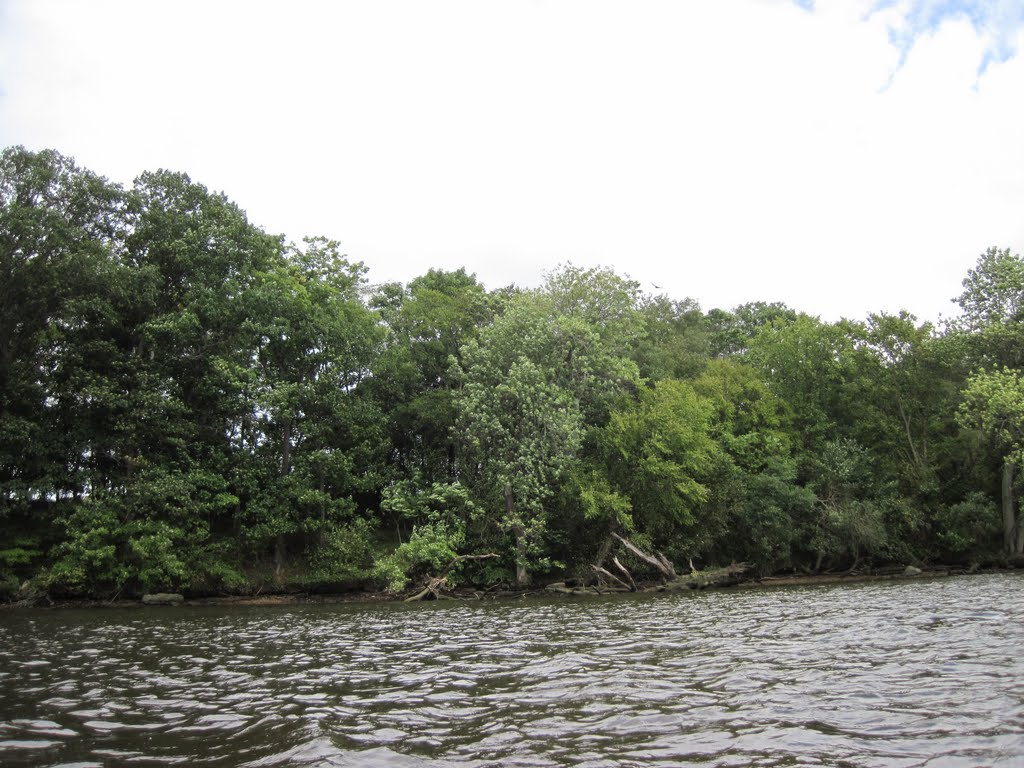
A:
[2,145,1023,599]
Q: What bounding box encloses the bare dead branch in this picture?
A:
[591,564,633,592]
[612,533,677,581]
[611,555,637,590]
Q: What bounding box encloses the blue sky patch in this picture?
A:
[792,1,1024,75]
[869,0,1024,75]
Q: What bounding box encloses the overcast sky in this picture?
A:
[2,0,1023,322]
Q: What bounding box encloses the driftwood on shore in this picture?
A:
[405,552,499,602]
[590,563,632,591]
[544,533,752,596]
[551,561,752,596]
[654,562,751,591]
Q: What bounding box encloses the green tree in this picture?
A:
[367,268,494,488]
[958,368,1024,554]
[849,313,949,488]
[633,295,709,381]
[539,264,644,424]
[747,313,861,458]
[803,438,887,571]
[706,301,797,358]
[239,237,383,575]
[453,296,585,584]
[955,246,1024,335]
[691,359,810,571]
[692,358,792,473]
[949,247,1024,557]
[595,379,718,557]
[453,268,645,584]
[0,147,125,523]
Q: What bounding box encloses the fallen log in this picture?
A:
[405,576,448,602]
[404,552,499,602]
[142,593,184,606]
[654,562,752,591]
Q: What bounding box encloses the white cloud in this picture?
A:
[1,0,1022,323]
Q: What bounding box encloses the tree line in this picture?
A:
[2,146,1022,599]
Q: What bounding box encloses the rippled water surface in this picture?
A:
[2,574,1023,767]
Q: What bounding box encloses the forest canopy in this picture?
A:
[2,146,1022,599]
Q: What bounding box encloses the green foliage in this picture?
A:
[597,379,718,551]
[846,312,953,495]
[877,495,930,563]
[366,268,494,485]
[0,544,38,568]
[373,522,465,592]
[706,302,798,358]
[5,145,1024,596]
[44,503,123,594]
[309,518,379,585]
[797,439,890,568]
[747,313,862,456]
[453,294,590,582]
[934,493,1002,561]
[957,366,1024,554]
[954,247,1024,334]
[46,501,188,595]
[959,367,1024,463]
[704,457,813,573]
[692,359,792,471]
[634,295,709,381]
[183,540,248,592]
[0,535,43,599]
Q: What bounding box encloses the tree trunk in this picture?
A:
[274,534,286,578]
[1004,460,1022,555]
[592,534,614,568]
[1003,460,1019,557]
[281,418,292,477]
[276,418,292,577]
[506,484,528,586]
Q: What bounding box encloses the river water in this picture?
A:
[1,574,1022,767]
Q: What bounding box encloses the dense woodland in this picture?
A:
[2,146,1023,600]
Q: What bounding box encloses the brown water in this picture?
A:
[1,574,1023,767]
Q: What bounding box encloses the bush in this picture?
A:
[308,518,379,586]
[934,492,1002,562]
[373,522,464,592]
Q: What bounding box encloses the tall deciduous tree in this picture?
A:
[952,248,1024,556]
[0,147,125,516]
[595,379,718,556]
[958,368,1024,555]
[747,313,861,458]
[240,237,383,575]
[453,295,584,585]
[633,295,709,381]
[368,268,494,488]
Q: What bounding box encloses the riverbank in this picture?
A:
[6,562,1019,610]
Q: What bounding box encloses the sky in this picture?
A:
[2,0,1023,323]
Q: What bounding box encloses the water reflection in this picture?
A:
[1,574,1023,766]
